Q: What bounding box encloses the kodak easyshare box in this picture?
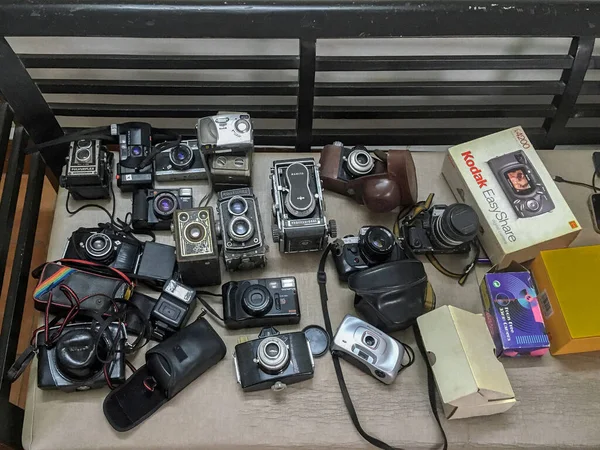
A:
[417,306,516,419]
[442,127,581,268]
[480,262,550,357]
[530,245,600,355]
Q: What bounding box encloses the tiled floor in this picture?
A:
[0,171,56,409]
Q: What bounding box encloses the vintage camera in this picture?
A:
[197,112,254,155]
[270,158,337,253]
[222,276,300,329]
[132,188,194,231]
[331,315,405,385]
[217,187,267,271]
[488,150,555,218]
[114,122,154,191]
[233,328,314,392]
[172,208,221,287]
[63,225,176,283]
[150,279,197,341]
[37,322,126,391]
[154,139,207,182]
[404,203,479,254]
[59,139,113,200]
[208,153,252,191]
[320,142,418,213]
[332,226,407,281]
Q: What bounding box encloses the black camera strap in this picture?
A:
[317,244,448,450]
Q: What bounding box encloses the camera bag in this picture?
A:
[32,260,133,315]
[347,260,435,332]
[103,314,226,432]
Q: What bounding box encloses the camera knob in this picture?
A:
[329,220,338,238]
[374,370,386,379]
[333,141,344,147]
[271,224,281,243]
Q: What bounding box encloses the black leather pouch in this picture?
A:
[103,315,226,432]
[348,260,435,332]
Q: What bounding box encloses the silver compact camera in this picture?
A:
[217,187,267,271]
[270,158,336,253]
[197,112,254,155]
[331,315,404,385]
[208,153,252,191]
[154,139,207,181]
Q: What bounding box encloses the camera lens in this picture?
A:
[432,204,479,249]
[153,192,178,219]
[75,148,91,163]
[84,233,115,263]
[169,144,194,170]
[77,139,92,149]
[131,146,142,157]
[228,217,254,242]
[56,329,109,380]
[363,334,377,348]
[359,226,395,262]
[256,336,290,374]
[227,196,248,215]
[346,149,374,177]
[241,285,273,316]
[184,223,206,243]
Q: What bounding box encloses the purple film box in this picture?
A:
[479,263,550,357]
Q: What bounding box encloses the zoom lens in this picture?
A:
[228,217,254,242]
[227,196,248,215]
[432,204,479,249]
[359,226,395,262]
[241,284,273,316]
[84,233,115,263]
[346,149,374,177]
[153,192,178,219]
[169,144,194,170]
[256,336,290,374]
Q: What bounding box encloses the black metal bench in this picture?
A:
[2,1,600,448]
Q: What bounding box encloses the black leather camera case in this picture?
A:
[103,316,226,432]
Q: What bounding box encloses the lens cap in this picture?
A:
[443,203,479,241]
[302,325,330,358]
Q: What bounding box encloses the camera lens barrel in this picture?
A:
[346,149,375,177]
[84,233,115,263]
[228,216,254,242]
[359,226,396,262]
[227,196,249,216]
[153,192,178,219]
[169,144,194,170]
[241,285,273,316]
[256,336,290,374]
[433,204,479,248]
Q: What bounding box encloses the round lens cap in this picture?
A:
[302,325,330,358]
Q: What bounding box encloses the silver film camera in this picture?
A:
[331,315,405,384]
[197,112,254,155]
[154,139,207,182]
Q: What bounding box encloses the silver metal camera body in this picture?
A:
[154,139,207,182]
[217,187,267,271]
[331,315,404,384]
[197,112,254,155]
[270,158,337,253]
[172,208,221,287]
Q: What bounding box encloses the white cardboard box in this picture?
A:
[442,127,581,267]
[417,305,516,419]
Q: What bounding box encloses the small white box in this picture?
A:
[417,306,516,419]
[441,127,581,267]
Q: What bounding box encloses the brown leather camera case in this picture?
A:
[320,144,418,213]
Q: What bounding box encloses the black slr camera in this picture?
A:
[132,188,194,231]
[114,122,154,191]
[233,328,314,392]
[332,226,406,281]
[404,203,479,254]
[150,279,197,340]
[217,188,267,271]
[59,139,113,200]
[63,225,176,283]
[154,139,207,182]
[270,158,337,253]
[37,322,126,391]
[488,150,555,218]
[222,276,300,329]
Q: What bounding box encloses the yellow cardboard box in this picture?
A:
[530,245,600,355]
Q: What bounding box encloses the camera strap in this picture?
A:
[317,244,448,450]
